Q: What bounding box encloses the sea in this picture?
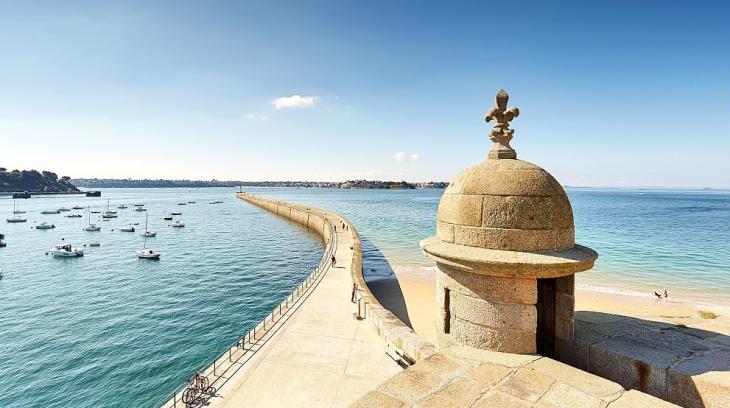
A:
[1,187,728,407]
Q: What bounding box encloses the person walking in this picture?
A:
[331,254,337,268]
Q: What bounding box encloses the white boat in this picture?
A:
[84,207,101,231]
[120,226,135,232]
[136,226,160,259]
[102,199,117,218]
[141,212,156,237]
[41,210,60,214]
[7,200,28,223]
[171,220,185,228]
[134,207,147,212]
[58,207,71,212]
[36,222,56,230]
[50,244,83,257]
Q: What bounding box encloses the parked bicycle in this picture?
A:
[181,371,214,406]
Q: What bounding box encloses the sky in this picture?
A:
[0,1,728,187]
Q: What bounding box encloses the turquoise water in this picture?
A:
[244,187,730,304]
[0,188,323,408]
[1,187,729,408]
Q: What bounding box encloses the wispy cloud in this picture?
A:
[393,152,419,163]
[246,113,269,121]
[272,95,317,109]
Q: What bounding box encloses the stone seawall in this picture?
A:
[238,193,435,365]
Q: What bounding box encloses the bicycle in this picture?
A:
[181,371,213,406]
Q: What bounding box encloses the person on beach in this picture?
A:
[331,255,337,267]
[351,283,358,303]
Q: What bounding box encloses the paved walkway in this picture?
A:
[208,208,401,407]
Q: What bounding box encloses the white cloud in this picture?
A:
[271,95,317,109]
[393,152,420,163]
[246,113,269,121]
[393,152,406,162]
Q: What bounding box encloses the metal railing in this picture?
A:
[159,216,337,408]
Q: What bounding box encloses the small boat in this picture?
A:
[0,233,6,248]
[41,210,60,215]
[171,220,185,228]
[72,205,85,210]
[102,199,118,218]
[187,201,196,204]
[13,210,26,214]
[7,200,28,223]
[36,222,56,230]
[141,213,156,237]
[66,214,82,218]
[58,207,71,212]
[137,228,160,259]
[117,204,128,209]
[85,191,101,197]
[132,204,144,207]
[50,244,83,257]
[84,207,101,231]
[177,203,186,206]
[120,226,135,232]
[163,216,173,221]
[134,207,147,212]
[91,210,101,214]
[171,212,182,216]
[88,242,101,247]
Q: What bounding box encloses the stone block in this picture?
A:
[436,221,455,243]
[474,390,532,408]
[437,194,483,226]
[439,266,537,304]
[555,292,575,319]
[419,375,484,408]
[499,368,555,402]
[443,345,541,367]
[534,383,604,408]
[452,225,574,251]
[589,337,677,398]
[526,357,624,400]
[351,391,405,408]
[555,317,574,341]
[448,291,536,331]
[375,353,474,403]
[666,349,730,408]
[555,274,574,294]
[608,390,679,408]
[481,195,573,230]
[450,316,536,354]
[555,337,589,371]
[461,167,565,197]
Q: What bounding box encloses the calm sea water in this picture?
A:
[0,188,323,408]
[1,187,728,407]
[244,187,730,304]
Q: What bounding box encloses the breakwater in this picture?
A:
[160,193,337,407]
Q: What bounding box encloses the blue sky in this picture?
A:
[0,1,728,187]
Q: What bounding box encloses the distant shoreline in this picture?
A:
[71,179,449,190]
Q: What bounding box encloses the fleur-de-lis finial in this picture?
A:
[485,89,520,159]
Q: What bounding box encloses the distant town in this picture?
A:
[71,178,449,190]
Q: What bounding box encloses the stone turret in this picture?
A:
[421,90,598,356]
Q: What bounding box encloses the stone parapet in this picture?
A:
[239,193,436,365]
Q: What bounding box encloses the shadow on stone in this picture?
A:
[360,236,413,329]
[557,311,730,408]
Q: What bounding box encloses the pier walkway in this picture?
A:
[205,195,401,407]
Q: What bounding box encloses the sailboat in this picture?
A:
[136,232,160,259]
[7,199,28,223]
[141,212,156,237]
[102,199,117,219]
[84,206,101,231]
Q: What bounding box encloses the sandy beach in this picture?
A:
[369,264,730,342]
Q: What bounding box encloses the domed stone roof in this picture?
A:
[436,158,574,252]
[421,89,597,278]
